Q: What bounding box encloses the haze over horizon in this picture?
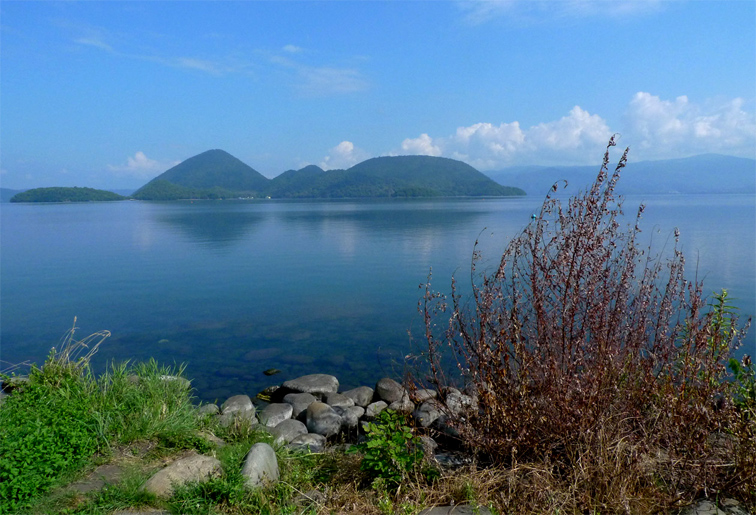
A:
[1,1,754,190]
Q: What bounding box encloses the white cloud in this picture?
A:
[107,152,178,178]
[625,92,756,158]
[401,134,442,156]
[390,93,754,169]
[283,44,303,53]
[319,141,369,170]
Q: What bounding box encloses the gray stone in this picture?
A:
[413,388,438,402]
[388,396,414,414]
[365,400,388,419]
[218,409,258,428]
[306,401,343,437]
[270,419,308,445]
[283,374,339,397]
[259,403,294,428]
[334,405,365,429]
[325,392,355,408]
[680,499,750,515]
[375,377,406,404]
[241,442,279,489]
[342,386,374,407]
[141,453,222,498]
[288,433,327,453]
[197,403,220,416]
[445,390,476,417]
[221,394,255,415]
[413,400,443,427]
[283,392,317,419]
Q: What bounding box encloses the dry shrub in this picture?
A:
[418,137,753,511]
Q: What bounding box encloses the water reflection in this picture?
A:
[157,205,266,248]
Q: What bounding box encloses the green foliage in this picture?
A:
[0,323,199,511]
[348,409,423,488]
[0,367,100,511]
[10,186,127,203]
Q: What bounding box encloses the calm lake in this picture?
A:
[2,194,754,402]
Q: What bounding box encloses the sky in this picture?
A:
[1,0,754,190]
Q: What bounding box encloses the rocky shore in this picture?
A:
[1,371,750,515]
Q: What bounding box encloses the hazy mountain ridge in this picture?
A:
[488,154,756,196]
[133,150,524,200]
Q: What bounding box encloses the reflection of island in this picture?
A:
[158,207,266,247]
[276,200,491,234]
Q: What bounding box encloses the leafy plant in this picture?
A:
[349,409,423,488]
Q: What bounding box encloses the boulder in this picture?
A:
[325,392,355,408]
[306,401,342,437]
[283,392,318,419]
[259,403,294,428]
[241,442,279,489]
[270,419,308,445]
[289,433,327,453]
[197,403,220,416]
[445,390,476,417]
[221,394,255,415]
[413,400,443,427]
[342,386,374,407]
[335,405,365,429]
[413,388,438,402]
[283,374,339,397]
[141,453,221,498]
[388,396,414,414]
[375,377,406,404]
[365,400,388,419]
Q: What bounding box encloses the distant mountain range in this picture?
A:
[488,154,755,196]
[132,150,524,200]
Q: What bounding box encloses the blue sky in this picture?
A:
[1,0,754,190]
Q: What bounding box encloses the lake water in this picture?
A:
[1,194,754,403]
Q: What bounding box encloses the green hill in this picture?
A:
[131,150,525,200]
[133,149,268,200]
[10,187,127,203]
[266,156,525,198]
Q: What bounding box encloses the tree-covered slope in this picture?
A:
[266,156,525,198]
[133,149,269,199]
[131,150,525,200]
[10,187,127,203]
[347,156,525,197]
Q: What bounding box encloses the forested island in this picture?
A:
[131,150,525,200]
[10,187,127,203]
